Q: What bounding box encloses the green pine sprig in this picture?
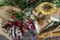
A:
[53,0,60,7]
[14,12,24,20]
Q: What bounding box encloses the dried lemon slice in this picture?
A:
[39,2,57,14]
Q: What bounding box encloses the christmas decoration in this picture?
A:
[0,0,60,40]
[35,2,57,14]
[2,9,37,39]
[0,0,54,9]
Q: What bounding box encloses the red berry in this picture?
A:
[11,15,16,19]
[30,0,36,2]
[27,19,32,24]
[21,29,24,33]
[17,20,23,29]
[31,25,35,29]
[24,25,29,30]
[20,29,25,35]
[17,23,22,29]
[14,22,17,26]
[17,20,23,24]
[8,21,14,27]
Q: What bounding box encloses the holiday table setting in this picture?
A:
[0,0,60,40]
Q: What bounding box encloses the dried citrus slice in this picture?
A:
[39,2,57,14]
